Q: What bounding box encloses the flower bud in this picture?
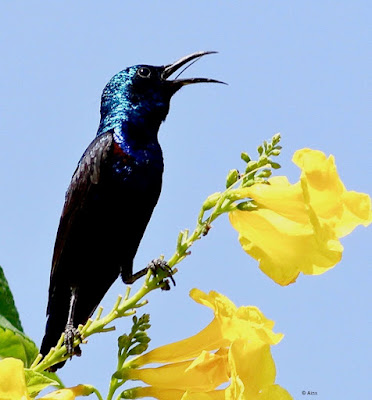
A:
[257,169,272,178]
[258,155,268,167]
[118,334,130,350]
[271,149,281,156]
[241,152,251,163]
[270,162,281,169]
[203,192,221,211]
[128,343,149,356]
[226,169,240,188]
[246,160,258,171]
[237,201,257,211]
[134,332,151,344]
[272,132,281,144]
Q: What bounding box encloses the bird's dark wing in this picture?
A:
[41,131,115,360]
[47,130,114,313]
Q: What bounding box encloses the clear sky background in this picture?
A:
[0,1,371,399]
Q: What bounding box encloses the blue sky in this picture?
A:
[0,1,371,399]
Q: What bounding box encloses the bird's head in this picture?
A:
[98,51,224,135]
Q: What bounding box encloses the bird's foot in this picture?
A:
[64,324,82,358]
[124,259,175,289]
[147,259,176,290]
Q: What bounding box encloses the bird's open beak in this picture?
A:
[162,51,226,87]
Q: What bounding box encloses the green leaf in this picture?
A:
[0,265,23,332]
[0,266,40,367]
[24,369,61,397]
[0,316,39,367]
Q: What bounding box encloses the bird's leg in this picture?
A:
[123,259,176,289]
[64,286,82,357]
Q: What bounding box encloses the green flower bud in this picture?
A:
[226,169,240,188]
[134,332,151,344]
[203,192,221,211]
[257,169,272,178]
[258,155,268,167]
[237,201,257,211]
[270,162,281,169]
[272,133,281,144]
[138,323,151,331]
[119,387,141,399]
[128,343,149,356]
[138,314,150,324]
[271,149,281,156]
[242,178,255,187]
[246,160,258,171]
[241,152,251,163]
[118,334,130,350]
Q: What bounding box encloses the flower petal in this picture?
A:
[134,319,229,366]
[0,358,30,400]
[129,386,185,400]
[181,390,225,400]
[128,350,229,391]
[191,290,283,345]
[39,385,95,400]
[293,149,372,236]
[228,340,276,398]
[229,207,342,285]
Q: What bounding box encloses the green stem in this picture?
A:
[91,387,104,400]
[32,270,163,373]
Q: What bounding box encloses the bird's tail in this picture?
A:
[40,312,68,371]
[40,285,72,371]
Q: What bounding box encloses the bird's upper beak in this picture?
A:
[162,51,225,88]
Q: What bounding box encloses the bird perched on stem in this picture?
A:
[40,51,223,370]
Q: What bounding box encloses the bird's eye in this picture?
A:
[137,67,151,79]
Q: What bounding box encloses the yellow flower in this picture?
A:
[127,349,229,392]
[39,385,95,400]
[135,289,283,367]
[125,289,291,400]
[229,149,372,285]
[0,358,31,400]
[0,357,95,400]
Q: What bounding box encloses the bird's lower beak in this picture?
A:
[162,51,225,87]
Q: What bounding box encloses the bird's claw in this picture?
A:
[64,324,82,358]
[147,259,176,289]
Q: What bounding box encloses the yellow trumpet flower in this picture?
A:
[229,149,371,285]
[124,289,292,400]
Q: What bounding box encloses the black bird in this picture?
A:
[40,51,222,370]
